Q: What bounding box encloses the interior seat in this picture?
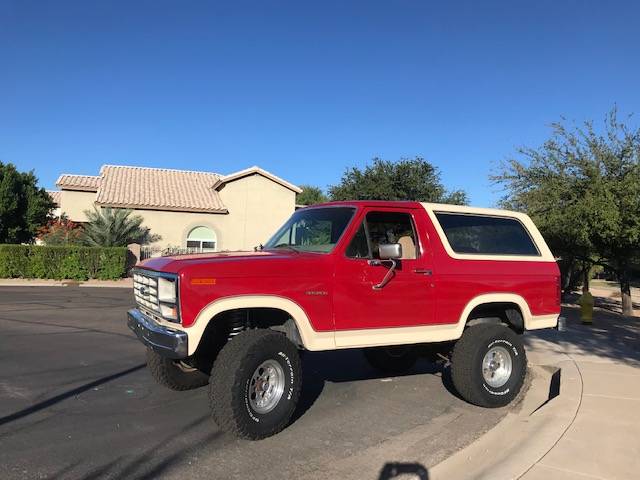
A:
[397,235,416,259]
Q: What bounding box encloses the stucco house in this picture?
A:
[48,165,301,253]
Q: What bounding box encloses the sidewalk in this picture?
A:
[521,305,640,480]
[432,302,640,480]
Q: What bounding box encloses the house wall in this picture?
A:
[59,190,98,222]
[127,209,227,250]
[217,173,296,249]
[57,173,296,252]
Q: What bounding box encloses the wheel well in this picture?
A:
[194,308,303,366]
[465,302,524,333]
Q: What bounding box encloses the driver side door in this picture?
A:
[333,208,435,332]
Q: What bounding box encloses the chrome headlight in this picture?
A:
[158,277,177,303]
[158,277,178,321]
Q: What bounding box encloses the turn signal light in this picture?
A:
[159,303,178,320]
[191,278,216,285]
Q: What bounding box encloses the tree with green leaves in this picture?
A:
[328,157,468,205]
[493,108,640,315]
[0,162,55,244]
[296,185,328,206]
[82,207,160,247]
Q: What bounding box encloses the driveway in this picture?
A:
[0,287,507,479]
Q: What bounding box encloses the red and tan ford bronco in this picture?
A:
[128,201,561,439]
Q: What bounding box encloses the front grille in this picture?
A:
[133,272,160,313]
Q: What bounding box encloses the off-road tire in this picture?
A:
[209,330,302,440]
[146,348,210,391]
[450,323,526,407]
[363,345,418,374]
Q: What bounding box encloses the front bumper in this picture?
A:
[127,308,188,359]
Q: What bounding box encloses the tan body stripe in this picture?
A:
[164,293,559,355]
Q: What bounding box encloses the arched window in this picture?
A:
[186,226,217,252]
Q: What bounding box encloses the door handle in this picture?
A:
[413,269,432,275]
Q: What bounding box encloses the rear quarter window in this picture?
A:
[434,212,540,256]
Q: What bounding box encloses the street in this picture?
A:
[0,287,507,480]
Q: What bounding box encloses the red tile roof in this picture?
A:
[95,165,227,213]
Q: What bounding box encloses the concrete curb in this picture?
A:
[78,282,132,288]
[0,280,132,288]
[429,358,582,480]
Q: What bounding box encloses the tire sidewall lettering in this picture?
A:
[244,350,297,423]
[278,351,295,400]
[487,338,518,357]
[483,383,510,395]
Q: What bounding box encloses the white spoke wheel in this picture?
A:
[482,346,513,388]
[249,360,286,414]
[209,330,302,440]
[450,323,526,408]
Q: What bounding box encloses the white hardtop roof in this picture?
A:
[420,202,526,219]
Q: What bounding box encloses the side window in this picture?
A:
[345,222,370,258]
[434,212,539,256]
[346,211,418,259]
[366,211,418,260]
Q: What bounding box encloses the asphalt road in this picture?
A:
[0,287,508,480]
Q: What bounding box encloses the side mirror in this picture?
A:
[378,243,402,260]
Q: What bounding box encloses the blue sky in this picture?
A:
[1,1,639,206]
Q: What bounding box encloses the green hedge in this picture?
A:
[0,245,127,280]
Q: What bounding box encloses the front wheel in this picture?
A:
[450,324,527,407]
[209,330,302,440]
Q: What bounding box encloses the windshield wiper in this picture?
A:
[266,243,300,253]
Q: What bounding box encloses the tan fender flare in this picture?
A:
[459,293,558,331]
[184,295,335,356]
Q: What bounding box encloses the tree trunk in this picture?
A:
[562,260,573,294]
[620,271,633,316]
[582,265,590,293]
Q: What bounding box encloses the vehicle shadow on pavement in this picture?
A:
[437,364,466,402]
[293,349,443,422]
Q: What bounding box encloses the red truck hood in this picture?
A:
[137,249,317,275]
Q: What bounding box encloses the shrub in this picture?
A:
[0,245,127,280]
[37,215,84,245]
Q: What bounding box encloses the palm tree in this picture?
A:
[82,207,160,247]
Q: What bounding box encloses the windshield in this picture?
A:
[264,207,355,253]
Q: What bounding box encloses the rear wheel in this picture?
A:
[450,323,526,407]
[363,345,418,374]
[146,348,209,391]
[209,330,302,440]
